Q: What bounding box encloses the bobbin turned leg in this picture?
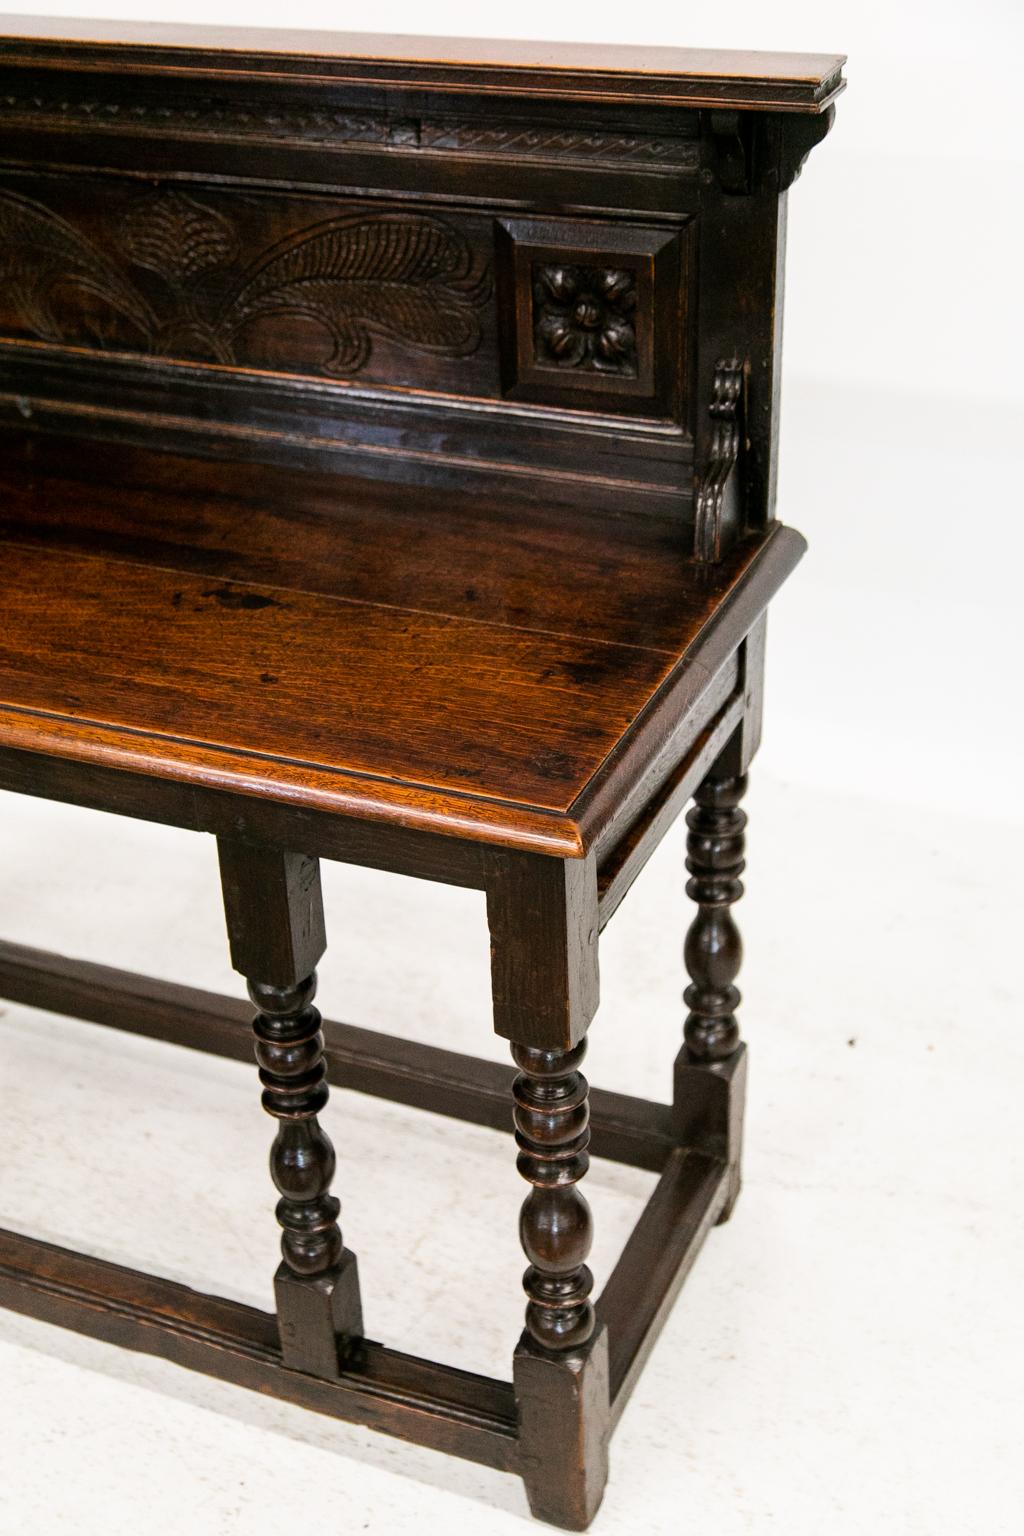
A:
[673,742,748,1221]
[218,840,362,1379]
[488,852,609,1531]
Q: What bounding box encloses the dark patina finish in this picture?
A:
[0,18,842,1527]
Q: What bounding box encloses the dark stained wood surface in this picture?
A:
[0,18,845,112]
[0,23,837,512]
[0,434,720,654]
[0,433,802,855]
[0,1227,521,1472]
[0,19,836,1526]
[0,543,670,821]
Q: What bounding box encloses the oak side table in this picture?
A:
[0,20,843,1528]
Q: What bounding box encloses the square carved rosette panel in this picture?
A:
[495,216,689,419]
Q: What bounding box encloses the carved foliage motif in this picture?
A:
[0,186,490,378]
[229,213,488,375]
[0,189,154,348]
[532,264,638,377]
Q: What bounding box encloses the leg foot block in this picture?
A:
[274,1251,363,1378]
[673,1042,747,1222]
[514,1324,610,1530]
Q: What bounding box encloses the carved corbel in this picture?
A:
[693,357,745,563]
[704,104,835,197]
[778,105,836,191]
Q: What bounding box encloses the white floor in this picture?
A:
[0,750,1019,1534]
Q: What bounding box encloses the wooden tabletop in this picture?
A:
[0,434,804,855]
[0,16,845,112]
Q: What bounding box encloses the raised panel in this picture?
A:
[495,216,689,420]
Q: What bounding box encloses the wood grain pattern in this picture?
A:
[0,543,670,810]
[0,435,803,854]
[0,434,700,651]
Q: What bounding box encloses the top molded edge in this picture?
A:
[0,17,846,112]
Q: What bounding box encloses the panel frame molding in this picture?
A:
[495,214,691,422]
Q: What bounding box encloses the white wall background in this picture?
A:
[1,6,1021,1536]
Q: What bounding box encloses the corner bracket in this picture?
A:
[778,105,836,192]
[693,357,745,563]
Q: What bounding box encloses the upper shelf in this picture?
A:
[0,16,845,113]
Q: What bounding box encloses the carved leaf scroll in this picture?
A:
[0,189,490,380]
[120,189,237,284]
[0,189,154,348]
[224,214,490,375]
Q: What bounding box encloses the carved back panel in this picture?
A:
[0,23,841,535]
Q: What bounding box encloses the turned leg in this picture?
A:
[673,758,749,1220]
[514,1040,595,1354]
[218,840,362,1378]
[488,852,609,1530]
